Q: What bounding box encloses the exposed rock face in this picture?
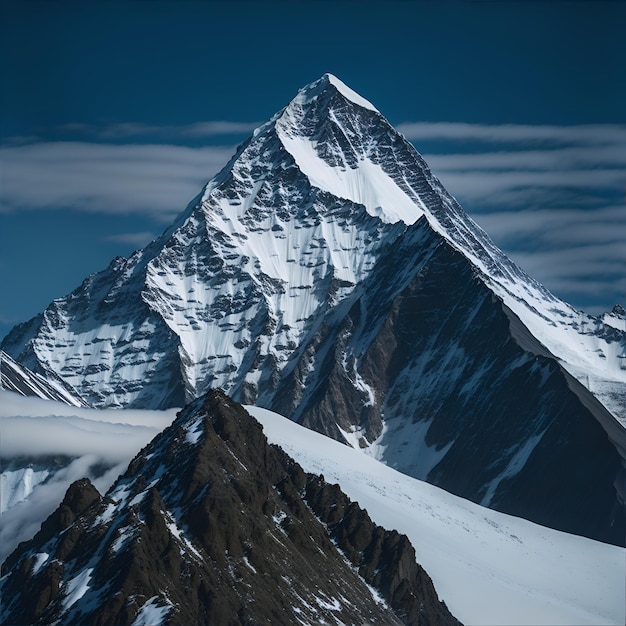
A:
[0,390,460,626]
[270,226,626,546]
[2,74,625,545]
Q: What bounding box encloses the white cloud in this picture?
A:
[0,455,129,564]
[58,120,260,140]
[425,145,626,172]
[432,168,624,207]
[0,142,235,220]
[0,414,159,462]
[0,392,179,562]
[396,122,626,146]
[103,231,157,246]
[472,206,625,246]
[0,392,177,463]
[178,121,262,137]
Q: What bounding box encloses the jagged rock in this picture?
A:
[0,390,460,626]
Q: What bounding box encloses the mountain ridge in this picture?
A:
[0,389,459,626]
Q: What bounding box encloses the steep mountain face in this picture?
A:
[0,350,87,407]
[603,304,626,332]
[0,390,459,626]
[2,74,625,544]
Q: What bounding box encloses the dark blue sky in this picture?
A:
[1,1,625,338]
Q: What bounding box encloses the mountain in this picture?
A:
[0,389,459,626]
[2,391,624,626]
[2,74,625,545]
[603,304,626,332]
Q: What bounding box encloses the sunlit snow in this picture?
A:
[130,596,172,626]
[0,466,50,514]
[248,405,626,626]
[62,567,94,611]
[277,131,423,225]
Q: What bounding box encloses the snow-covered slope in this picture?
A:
[2,74,624,544]
[249,405,625,626]
[0,350,87,407]
[603,304,626,332]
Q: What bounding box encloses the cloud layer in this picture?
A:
[0,392,179,563]
[1,142,235,221]
[58,121,261,140]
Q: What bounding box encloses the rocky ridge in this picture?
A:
[0,389,459,626]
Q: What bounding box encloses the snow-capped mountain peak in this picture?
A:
[293,72,380,113]
[2,75,624,546]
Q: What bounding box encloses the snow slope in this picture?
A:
[0,350,87,407]
[249,405,626,626]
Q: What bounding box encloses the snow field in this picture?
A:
[248,405,626,626]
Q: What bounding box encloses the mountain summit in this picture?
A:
[3,74,625,544]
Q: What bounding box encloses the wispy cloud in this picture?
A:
[0,455,128,564]
[103,231,157,246]
[0,142,235,220]
[0,394,177,563]
[397,122,626,146]
[57,120,260,140]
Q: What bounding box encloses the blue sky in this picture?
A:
[1,1,625,340]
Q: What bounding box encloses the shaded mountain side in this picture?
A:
[0,390,460,626]
[268,229,626,546]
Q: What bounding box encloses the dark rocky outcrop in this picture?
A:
[1,390,460,626]
[271,226,626,546]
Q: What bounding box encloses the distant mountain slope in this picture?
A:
[2,74,624,544]
[250,404,626,626]
[0,390,458,626]
[1,350,87,407]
